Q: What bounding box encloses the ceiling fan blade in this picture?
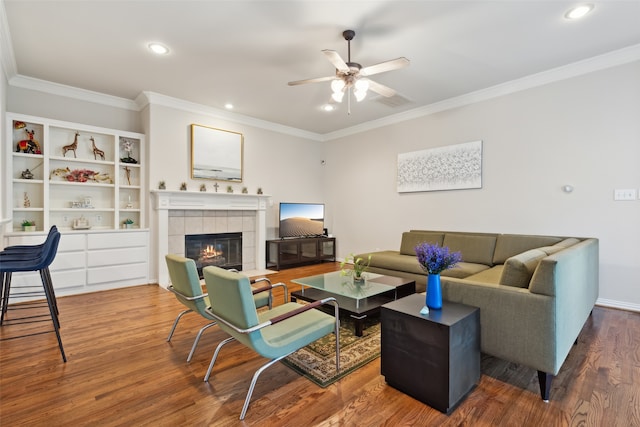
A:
[367,79,397,97]
[288,76,336,86]
[361,57,410,76]
[322,49,349,72]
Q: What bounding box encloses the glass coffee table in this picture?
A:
[291,271,415,336]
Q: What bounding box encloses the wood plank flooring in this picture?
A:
[1,262,639,426]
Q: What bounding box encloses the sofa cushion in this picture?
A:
[363,251,426,275]
[399,232,444,256]
[554,237,581,248]
[465,265,504,283]
[443,234,497,266]
[441,262,491,278]
[537,245,565,256]
[499,249,548,288]
[492,234,563,264]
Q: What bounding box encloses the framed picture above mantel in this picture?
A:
[191,124,243,182]
[397,140,483,193]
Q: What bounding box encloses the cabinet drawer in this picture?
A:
[87,262,147,285]
[52,251,86,270]
[87,231,148,249]
[87,247,148,267]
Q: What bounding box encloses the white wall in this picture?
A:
[144,102,325,281]
[1,59,7,227]
[324,60,640,309]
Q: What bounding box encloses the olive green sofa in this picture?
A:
[357,230,599,401]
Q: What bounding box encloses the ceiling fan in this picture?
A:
[288,29,409,110]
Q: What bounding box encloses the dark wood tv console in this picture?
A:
[266,237,336,270]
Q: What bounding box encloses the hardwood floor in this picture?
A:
[1,262,639,426]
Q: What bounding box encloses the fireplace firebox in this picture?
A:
[185,232,242,278]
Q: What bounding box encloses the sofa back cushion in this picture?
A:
[499,248,548,288]
[492,234,563,264]
[400,232,445,255]
[442,234,497,266]
[554,237,581,248]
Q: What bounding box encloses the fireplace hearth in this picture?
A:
[185,232,242,277]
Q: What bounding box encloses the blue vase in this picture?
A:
[426,274,442,309]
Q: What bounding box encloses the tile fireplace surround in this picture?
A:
[151,190,270,286]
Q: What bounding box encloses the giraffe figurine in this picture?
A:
[62,132,79,157]
[90,137,105,160]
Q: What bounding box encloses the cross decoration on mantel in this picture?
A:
[213,182,219,192]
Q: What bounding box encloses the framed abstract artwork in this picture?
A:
[191,124,243,182]
[397,140,482,193]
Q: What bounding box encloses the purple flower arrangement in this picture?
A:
[415,243,462,275]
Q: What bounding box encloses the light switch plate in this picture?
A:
[614,189,637,201]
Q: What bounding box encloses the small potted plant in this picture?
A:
[22,219,36,232]
[340,253,372,282]
[123,218,134,229]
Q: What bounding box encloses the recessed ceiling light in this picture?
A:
[322,104,335,112]
[224,103,234,110]
[564,4,594,20]
[148,42,169,55]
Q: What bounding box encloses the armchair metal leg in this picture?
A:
[240,354,288,420]
[166,309,193,342]
[186,321,217,362]
[204,336,235,382]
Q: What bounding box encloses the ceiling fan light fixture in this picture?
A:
[331,91,345,103]
[331,79,345,93]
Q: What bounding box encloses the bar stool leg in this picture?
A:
[40,268,66,362]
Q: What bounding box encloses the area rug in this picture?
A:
[281,318,380,387]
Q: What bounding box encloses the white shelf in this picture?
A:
[5,113,146,233]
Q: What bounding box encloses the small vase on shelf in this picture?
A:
[426,274,442,309]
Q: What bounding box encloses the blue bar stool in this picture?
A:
[0,227,66,362]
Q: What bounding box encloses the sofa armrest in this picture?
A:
[441,278,557,374]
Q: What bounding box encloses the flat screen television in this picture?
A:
[278,202,325,238]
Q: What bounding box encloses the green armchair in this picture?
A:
[164,255,286,362]
[202,266,340,420]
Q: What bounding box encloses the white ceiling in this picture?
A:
[3,1,640,136]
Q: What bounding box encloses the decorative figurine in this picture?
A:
[226,185,233,193]
[180,182,187,191]
[257,187,263,195]
[120,139,138,164]
[124,166,132,185]
[21,168,34,179]
[16,129,41,154]
[158,181,166,190]
[200,184,207,192]
[90,137,105,160]
[23,192,31,208]
[242,187,248,194]
[62,132,79,158]
[73,216,90,230]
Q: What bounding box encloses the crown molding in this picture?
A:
[136,91,323,141]
[323,43,640,141]
[0,0,17,79]
[9,74,139,110]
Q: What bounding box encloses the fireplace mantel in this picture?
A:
[151,190,271,286]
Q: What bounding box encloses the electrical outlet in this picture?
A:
[96,214,102,222]
[614,189,637,201]
[63,215,68,223]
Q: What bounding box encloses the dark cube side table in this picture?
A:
[381,294,480,414]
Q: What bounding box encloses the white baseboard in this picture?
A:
[596,298,640,313]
